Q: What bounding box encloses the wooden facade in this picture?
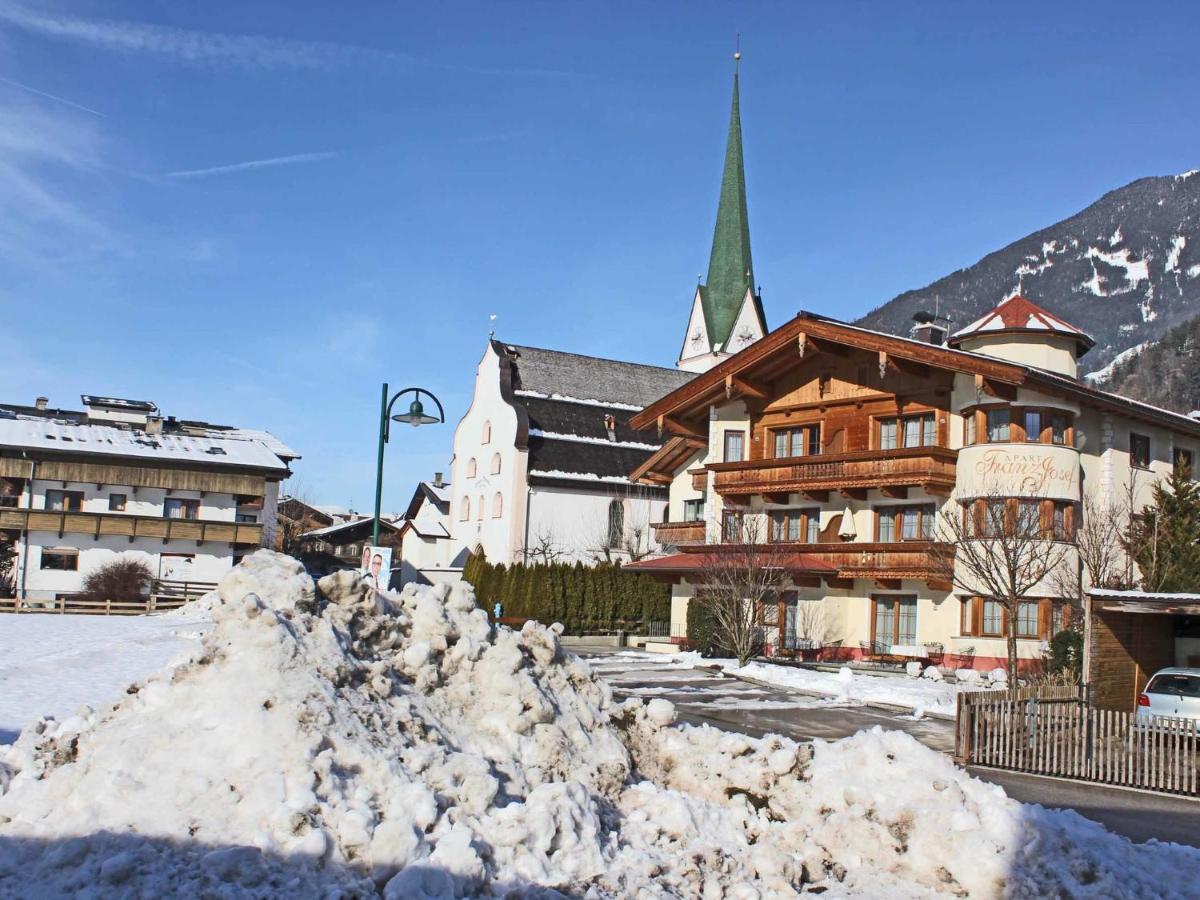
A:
[1088,609,1174,711]
[0,507,263,545]
[0,457,266,496]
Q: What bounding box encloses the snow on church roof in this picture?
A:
[948,295,1095,355]
[501,343,693,410]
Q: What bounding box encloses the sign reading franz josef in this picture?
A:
[971,447,1079,495]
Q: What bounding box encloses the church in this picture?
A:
[442,61,767,569]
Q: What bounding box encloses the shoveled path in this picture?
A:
[579,647,1200,849]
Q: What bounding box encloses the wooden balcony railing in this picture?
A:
[651,520,707,547]
[708,446,957,497]
[0,507,263,545]
[793,541,948,580]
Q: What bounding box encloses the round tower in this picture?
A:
[947,295,1093,379]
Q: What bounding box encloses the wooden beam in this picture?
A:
[924,482,953,497]
[729,374,769,400]
[762,492,790,504]
[792,576,822,588]
[839,488,869,501]
[874,578,902,591]
[879,486,908,499]
[928,579,954,592]
[662,416,707,440]
[798,489,830,503]
[824,576,855,590]
[798,331,847,359]
[892,357,930,378]
[974,373,1017,400]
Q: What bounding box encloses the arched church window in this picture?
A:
[460,497,470,521]
[481,421,492,444]
[492,493,503,518]
[491,453,502,475]
[466,458,477,478]
[477,495,484,521]
[606,500,624,549]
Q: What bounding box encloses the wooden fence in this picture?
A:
[956,688,1200,796]
[0,580,216,616]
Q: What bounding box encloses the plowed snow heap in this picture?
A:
[0,552,1194,898]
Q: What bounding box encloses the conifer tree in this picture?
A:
[1128,466,1200,592]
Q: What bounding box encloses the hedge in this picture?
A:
[462,554,670,635]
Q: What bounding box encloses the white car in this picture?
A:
[1136,668,1200,723]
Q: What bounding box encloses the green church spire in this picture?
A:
[700,58,757,349]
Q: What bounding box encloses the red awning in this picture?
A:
[625,552,836,576]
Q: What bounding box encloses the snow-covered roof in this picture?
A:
[301,517,401,539]
[948,295,1094,354]
[203,427,300,460]
[0,415,289,472]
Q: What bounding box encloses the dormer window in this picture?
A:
[603,414,617,442]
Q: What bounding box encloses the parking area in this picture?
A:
[581,648,1200,848]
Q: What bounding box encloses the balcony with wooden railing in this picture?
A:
[651,519,707,548]
[0,507,263,545]
[795,541,948,582]
[709,446,957,499]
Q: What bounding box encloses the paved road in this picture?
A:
[582,648,1200,849]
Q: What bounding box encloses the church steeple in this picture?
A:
[678,50,767,373]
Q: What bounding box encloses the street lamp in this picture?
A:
[373,383,445,545]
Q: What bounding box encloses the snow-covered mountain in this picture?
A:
[857,170,1200,377]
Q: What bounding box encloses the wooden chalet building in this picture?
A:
[627,295,1200,671]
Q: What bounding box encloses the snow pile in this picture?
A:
[1,551,1197,898]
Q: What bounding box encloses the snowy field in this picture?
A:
[0,612,210,742]
[1,555,1197,898]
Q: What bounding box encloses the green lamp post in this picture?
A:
[372,384,445,546]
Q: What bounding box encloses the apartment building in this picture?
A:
[0,395,297,603]
[627,295,1200,671]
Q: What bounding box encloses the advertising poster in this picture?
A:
[362,546,393,591]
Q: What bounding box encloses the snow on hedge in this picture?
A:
[0,551,1195,897]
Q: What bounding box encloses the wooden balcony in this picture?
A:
[794,541,948,583]
[652,520,707,547]
[709,447,957,499]
[0,507,263,545]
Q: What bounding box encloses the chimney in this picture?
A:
[910,311,949,346]
[34,396,48,411]
[433,471,444,488]
[146,416,163,435]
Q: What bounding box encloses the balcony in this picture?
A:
[795,541,948,582]
[709,447,957,499]
[0,508,263,545]
[651,520,707,548]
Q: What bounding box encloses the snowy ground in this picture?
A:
[2,560,1198,897]
[611,650,989,719]
[0,612,210,743]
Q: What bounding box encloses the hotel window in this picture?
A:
[1015,602,1040,639]
[39,548,79,571]
[773,424,821,458]
[721,510,743,543]
[1129,432,1150,469]
[770,508,820,543]
[682,498,706,522]
[723,431,745,463]
[1051,501,1075,541]
[164,498,200,520]
[1050,413,1068,445]
[986,408,1010,442]
[964,412,977,446]
[982,599,1004,636]
[45,489,84,512]
[108,494,127,512]
[872,595,917,647]
[879,413,936,450]
[1016,500,1041,537]
[1024,410,1042,443]
[1174,447,1194,478]
[980,500,1007,538]
[878,504,936,542]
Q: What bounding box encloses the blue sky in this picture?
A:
[2,1,1198,511]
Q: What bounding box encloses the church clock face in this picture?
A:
[735,326,755,345]
[689,327,704,348]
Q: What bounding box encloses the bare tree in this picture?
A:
[1051,491,1133,611]
[794,598,833,649]
[693,515,792,667]
[521,525,567,565]
[933,489,1075,677]
[582,496,655,563]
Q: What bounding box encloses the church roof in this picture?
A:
[494,342,688,493]
[948,294,1095,356]
[699,66,762,350]
[500,343,692,409]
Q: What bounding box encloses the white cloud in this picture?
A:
[0,2,396,70]
[163,151,338,179]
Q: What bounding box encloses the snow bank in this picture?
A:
[1,551,1195,897]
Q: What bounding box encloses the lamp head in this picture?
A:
[392,397,439,428]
